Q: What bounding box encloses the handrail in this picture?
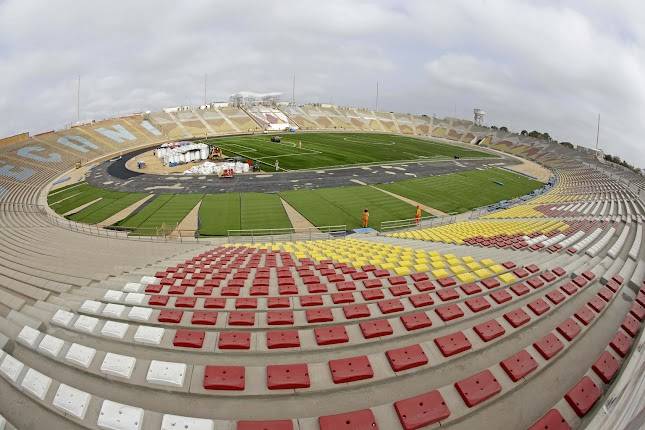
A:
[226,225,347,243]
[376,179,556,234]
[380,216,437,232]
[0,203,211,243]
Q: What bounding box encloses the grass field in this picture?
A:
[379,168,543,214]
[204,132,493,170]
[48,166,542,235]
[68,192,147,224]
[49,184,112,215]
[198,194,241,235]
[118,194,203,235]
[279,186,423,230]
[198,193,291,236]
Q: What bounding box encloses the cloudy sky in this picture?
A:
[0,0,643,166]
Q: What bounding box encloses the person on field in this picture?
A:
[275,160,279,171]
[361,209,369,228]
[415,205,422,225]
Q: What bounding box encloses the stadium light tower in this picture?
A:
[375,81,379,112]
[204,74,207,106]
[595,113,600,150]
[76,75,81,123]
[292,73,296,105]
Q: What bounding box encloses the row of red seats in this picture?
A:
[529,280,644,429]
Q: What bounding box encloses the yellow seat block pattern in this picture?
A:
[389,219,568,245]
[232,238,499,283]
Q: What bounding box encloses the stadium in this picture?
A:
[0,95,642,430]
[1,1,645,428]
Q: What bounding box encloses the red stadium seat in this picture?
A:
[318,409,377,430]
[434,331,471,357]
[203,365,245,390]
[394,390,451,429]
[328,356,373,383]
[386,344,428,371]
[173,329,204,348]
[359,320,393,339]
[528,409,571,430]
[455,369,501,407]
[564,376,601,417]
[218,332,251,350]
[556,318,581,341]
[592,351,620,383]
[474,319,505,342]
[435,304,464,321]
[533,333,563,360]
[400,312,432,331]
[314,326,349,345]
[503,308,531,328]
[267,363,310,389]
[500,349,538,382]
[266,330,300,349]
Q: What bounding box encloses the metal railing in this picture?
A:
[379,216,435,232]
[227,225,347,243]
[0,202,213,243]
[1,202,349,243]
[46,215,208,243]
[379,214,458,233]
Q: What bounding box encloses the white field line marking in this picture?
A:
[257,150,323,160]
[342,137,396,145]
[220,143,258,152]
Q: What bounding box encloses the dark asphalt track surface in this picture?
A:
[86,148,516,194]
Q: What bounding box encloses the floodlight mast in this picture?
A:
[292,73,296,105]
[375,81,379,112]
[204,74,207,106]
[76,75,81,123]
[595,113,600,150]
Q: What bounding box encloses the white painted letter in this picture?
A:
[96,125,136,144]
[17,146,62,163]
[0,161,34,181]
[57,135,98,153]
[140,120,161,136]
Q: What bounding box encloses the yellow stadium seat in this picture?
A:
[474,268,493,278]
[466,262,482,271]
[457,273,477,283]
[432,269,450,278]
[499,273,517,284]
[413,264,429,272]
[431,261,446,269]
[489,264,505,274]
[449,265,467,274]
[394,266,411,275]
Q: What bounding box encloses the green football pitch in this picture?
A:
[202,132,494,170]
[49,168,543,235]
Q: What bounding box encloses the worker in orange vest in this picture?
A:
[415,205,422,225]
[361,209,369,228]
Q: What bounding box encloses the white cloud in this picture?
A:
[0,0,643,166]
